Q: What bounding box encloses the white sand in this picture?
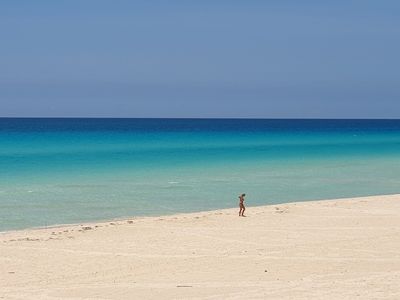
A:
[1,194,400,299]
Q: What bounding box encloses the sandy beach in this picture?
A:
[1,194,400,299]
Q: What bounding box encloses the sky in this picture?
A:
[0,0,399,118]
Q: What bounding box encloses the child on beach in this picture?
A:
[239,193,246,217]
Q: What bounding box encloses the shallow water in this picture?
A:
[1,118,400,231]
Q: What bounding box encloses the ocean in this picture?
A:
[1,118,400,231]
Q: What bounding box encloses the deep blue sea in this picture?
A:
[1,118,400,231]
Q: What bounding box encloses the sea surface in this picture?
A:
[1,118,400,231]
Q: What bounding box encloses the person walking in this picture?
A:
[239,193,246,217]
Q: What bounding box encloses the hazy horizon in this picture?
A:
[1,1,399,118]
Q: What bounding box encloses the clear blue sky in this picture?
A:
[1,0,399,118]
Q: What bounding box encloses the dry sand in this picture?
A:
[1,194,400,299]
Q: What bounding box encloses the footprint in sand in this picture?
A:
[275,207,288,214]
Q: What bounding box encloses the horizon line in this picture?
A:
[1,117,400,120]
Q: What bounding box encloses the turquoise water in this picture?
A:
[1,118,400,231]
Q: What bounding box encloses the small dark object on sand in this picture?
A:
[82,226,92,231]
